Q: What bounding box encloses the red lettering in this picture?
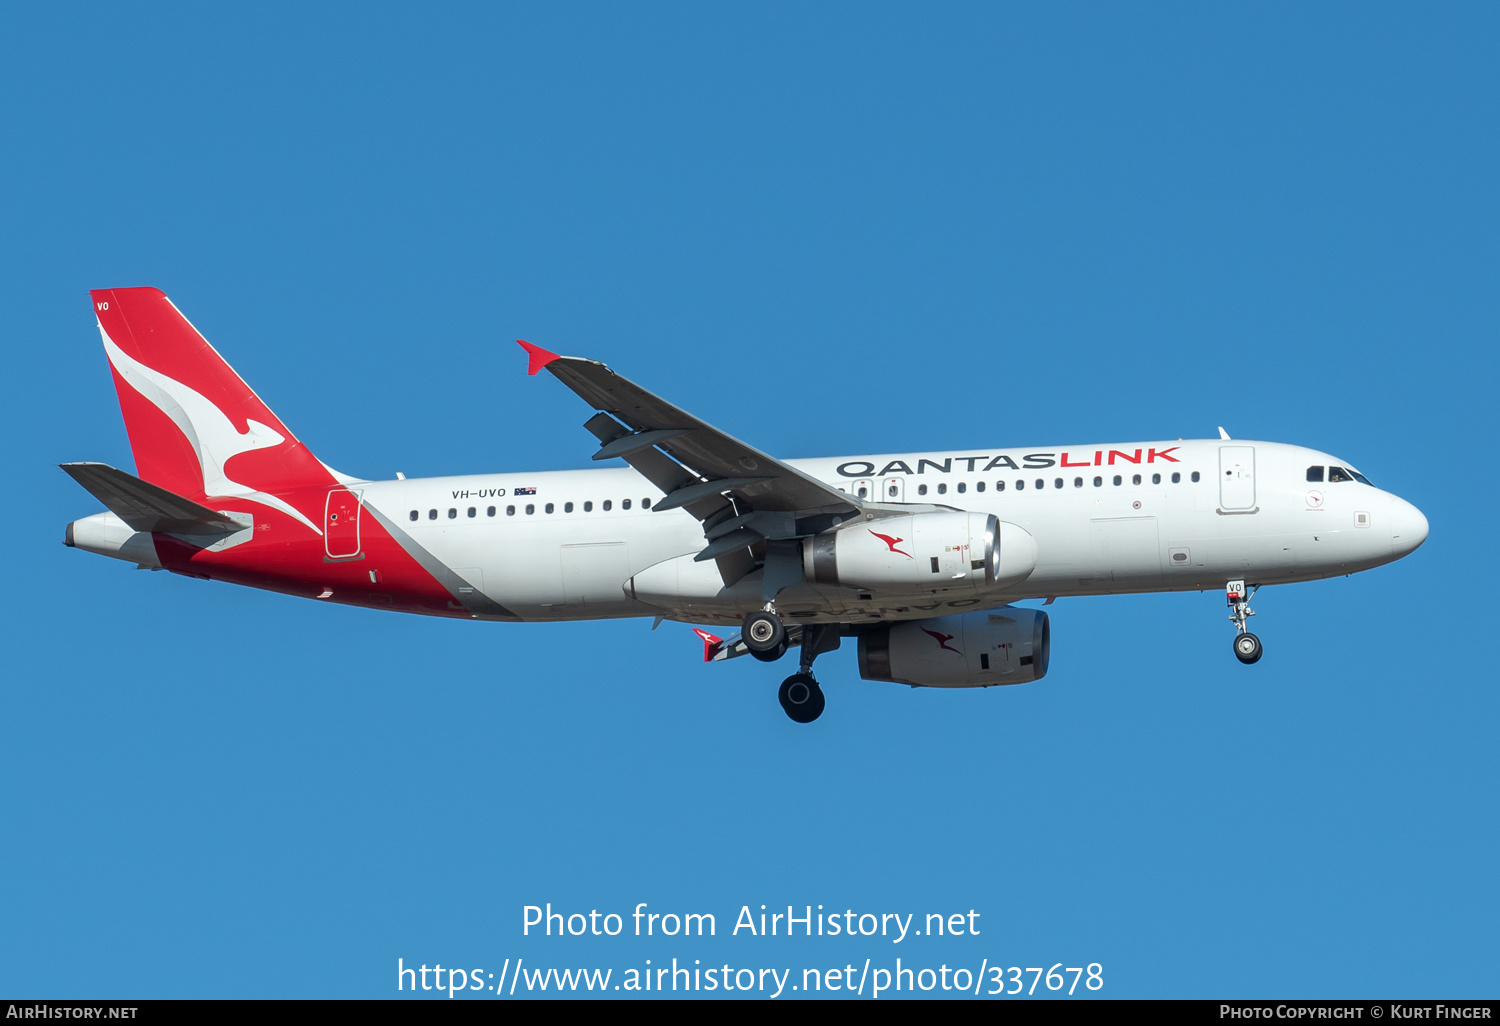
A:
[1108,449,1142,465]
[1094,451,1102,466]
[1148,447,1180,463]
[1060,451,1092,468]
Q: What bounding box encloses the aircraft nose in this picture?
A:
[1385,495,1429,558]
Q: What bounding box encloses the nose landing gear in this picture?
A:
[1227,580,1262,664]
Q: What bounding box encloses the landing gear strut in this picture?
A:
[776,623,839,723]
[1227,580,1263,664]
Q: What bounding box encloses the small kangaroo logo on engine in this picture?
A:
[921,627,961,654]
[869,530,911,558]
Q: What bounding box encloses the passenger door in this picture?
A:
[1218,446,1257,512]
[324,488,362,559]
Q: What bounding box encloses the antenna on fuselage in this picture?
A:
[1218,427,1231,440]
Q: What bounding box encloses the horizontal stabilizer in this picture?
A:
[60,463,243,535]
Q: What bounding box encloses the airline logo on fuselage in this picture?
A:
[835,447,1181,478]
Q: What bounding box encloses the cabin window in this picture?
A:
[643,497,651,508]
[623,498,632,509]
[525,504,535,515]
[428,509,438,520]
[467,507,476,518]
[857,485,868,498]
[976,481,985,493]
[409,510,418,521]
[1035,479,1044,490]
[545,503,554,513]
[957,482,966,494]
[1016,480,1025,491]
[918,484,928,496]
[1074,477,1083,488]
[1191,471,1201,482]
[448,508,457,519]
[506,505,516,516]
[1132,474,1142,486]
[603,500,612,511]
[564,501,574,513]
[584,501,593,512]
[937,483,947,495]
[1152,473,1161,484]
[1307,466,1325,482]
[1171,472,1181,484]
[1094,476,1102,487]
[1113,475,1122,486]
[487,506,496,517]
[996,481,1005,492]
[1054,478,1063,489]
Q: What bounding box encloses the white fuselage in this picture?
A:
[355,439,1427,628]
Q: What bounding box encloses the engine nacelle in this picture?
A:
[804,512,1035,594]
[857,608,1050,688]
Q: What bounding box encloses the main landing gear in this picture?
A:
[743,608,787,662]
[1227,579,1263,664]
[743,610,836,723]
[778,672,824,724]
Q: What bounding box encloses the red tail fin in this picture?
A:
[91,287,337,531]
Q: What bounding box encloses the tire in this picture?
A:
[749,637,788,663]
[743,610,785,653]
[1234,632,1263,664]
[778,673,825,723]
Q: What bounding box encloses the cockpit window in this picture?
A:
[1350,470,1374,486]
[1306,466,1324,482]
[1328,466,1353,483]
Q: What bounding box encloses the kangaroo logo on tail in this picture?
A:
[99,323,322,535]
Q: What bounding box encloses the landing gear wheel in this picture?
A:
[778,672,825,723]
[749,638,788,663]
[743,610,785,655]
[1226,580,1263,665]
[1233,632,1263,664]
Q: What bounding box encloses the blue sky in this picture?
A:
[2,2,1495,999]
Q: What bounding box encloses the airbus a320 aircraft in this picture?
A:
[64,288,1428,722]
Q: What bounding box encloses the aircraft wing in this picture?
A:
[520,341,861,581]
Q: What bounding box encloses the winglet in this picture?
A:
[691,627,724,663]
[517,339,560,376]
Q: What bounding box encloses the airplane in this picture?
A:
[63,287,1429,723]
